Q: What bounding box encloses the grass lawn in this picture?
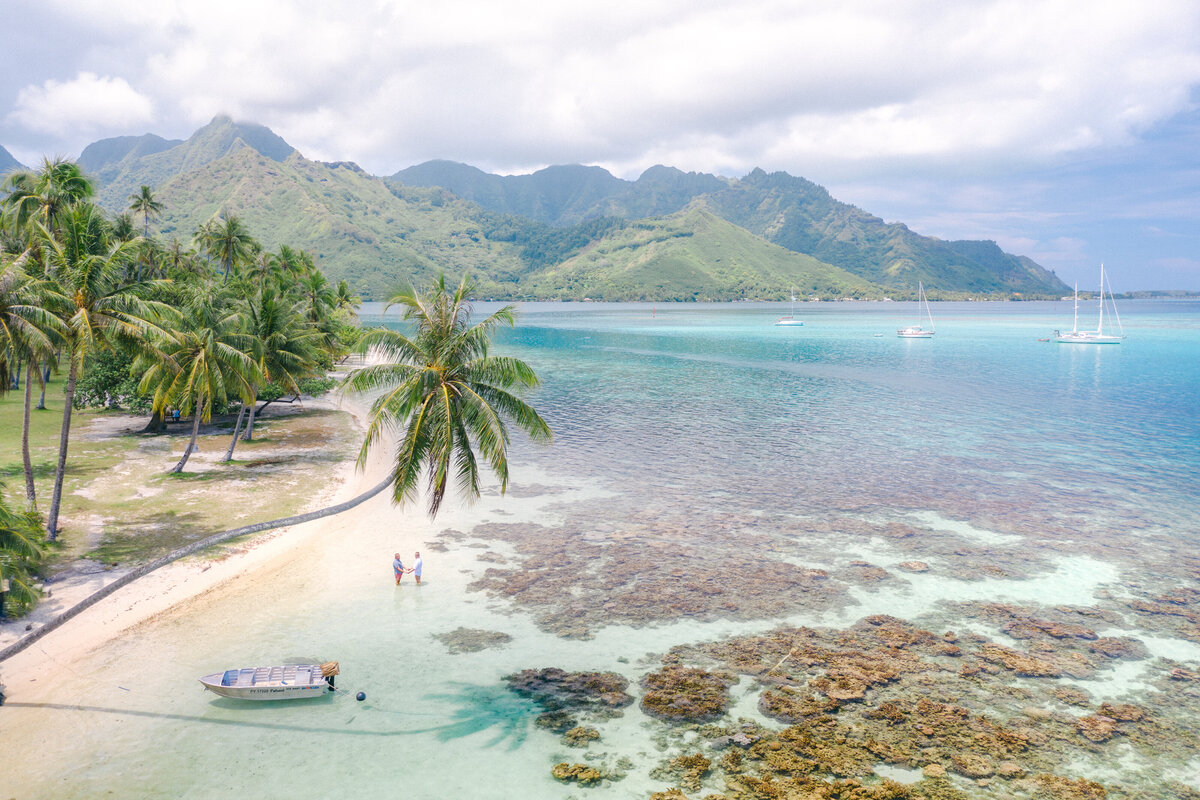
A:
[0,380,358,570]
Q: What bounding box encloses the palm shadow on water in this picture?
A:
[402,683,541,750]
[4,683,541,749]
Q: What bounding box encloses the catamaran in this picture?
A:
[1053,265,1124,344]
[774,288,804,326]
[897,282,935,338]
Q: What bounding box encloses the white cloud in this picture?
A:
[8,72,153,138]
[13,0,1196,179]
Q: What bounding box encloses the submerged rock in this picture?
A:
[431,627,513,654]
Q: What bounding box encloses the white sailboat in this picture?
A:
[897,282,935,338]
[1053,265,1124,344]
[774,288,804,326]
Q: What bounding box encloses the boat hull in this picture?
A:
[200,665,332,701]
[200,681,329,700]
[774,319,804,326]
[897,327,933,338]
[1054,334,1123,344]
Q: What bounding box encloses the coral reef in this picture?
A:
[562,725,600,747]
[650,753,712,792]
[505,667,633,730]
[550,762,606,785]
[642,665,736,723]
[430,627,513,654]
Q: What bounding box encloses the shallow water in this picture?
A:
[3,300,1199,798]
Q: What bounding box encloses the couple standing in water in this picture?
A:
[393,551,423,585]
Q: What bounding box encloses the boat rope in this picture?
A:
[0,470,397,666]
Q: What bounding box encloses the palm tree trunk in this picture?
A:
[22,357,37,511]
[36,360,48,410]
[223,403,247,461]
[242,390,259,441]
[141,407,166,434]
[171,402,203,474]
[46,353,79,541]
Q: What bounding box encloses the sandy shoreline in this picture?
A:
[0,385,385,691]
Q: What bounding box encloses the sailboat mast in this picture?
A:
[1072,283,1079,334]
[1097,265,1105,335]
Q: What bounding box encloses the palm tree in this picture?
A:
[334,279,361,315]
[37,202,172,539]
[1,157,94,233]
[195,212,256,281]
[0,259,67,510]
[128,185,164,238]
[143,291,258,473]
[0,491,45,617]
[224,283,318,457]
[342,274,551,516]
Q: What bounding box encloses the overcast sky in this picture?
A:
[3,0,1199,289]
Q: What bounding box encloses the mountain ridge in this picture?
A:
[0,144,24,173]
[63,118,1068,299]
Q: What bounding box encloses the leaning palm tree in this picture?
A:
[37,202,173,539]
[342,274,552,516]
[195,212,256,281]
[128,185,164,238]
[225,283,318,456]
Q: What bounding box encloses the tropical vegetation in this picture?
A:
[0,157,364,614]
[342,274,552,517]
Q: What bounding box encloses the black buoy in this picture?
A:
[356,691,366,702]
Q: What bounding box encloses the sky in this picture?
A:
[3,0,1199,290]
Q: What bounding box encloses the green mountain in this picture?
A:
[71,118,1067,300]
[79,133,182,175]
[149,146,529,300]
[702,169,1066,295]
[520,204,876,300]
[393,162,1069,296]
[392,161,627,226]
[0,145,23,174]
[85,116,295,211]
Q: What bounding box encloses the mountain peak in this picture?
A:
[191,116,294,162]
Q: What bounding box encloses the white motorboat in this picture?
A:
[897,282,935,338]
[1054,265,1124,344]
[774,288,804,326]
[199,663,337,700]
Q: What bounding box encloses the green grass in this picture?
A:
[1,383,359,567]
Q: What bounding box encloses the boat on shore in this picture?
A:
[1054,264,1125,344]
[897,282,935,338]
[199,662,338,700]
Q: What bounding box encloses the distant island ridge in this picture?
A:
[3,115,1084,301]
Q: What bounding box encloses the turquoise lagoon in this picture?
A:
[2,299,1199,798]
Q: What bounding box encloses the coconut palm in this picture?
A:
[0,491,44,616]
[334,279,361,315]
[128,185,164,238]
[139,289,259,473]
[195,212,256,281]
[342,274,551,517]
[37,202,172,539]
[1,157,94,233]
[224,283,319,456]
[0,259,67,510]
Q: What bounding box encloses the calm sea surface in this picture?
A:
[4,299,1198,798]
